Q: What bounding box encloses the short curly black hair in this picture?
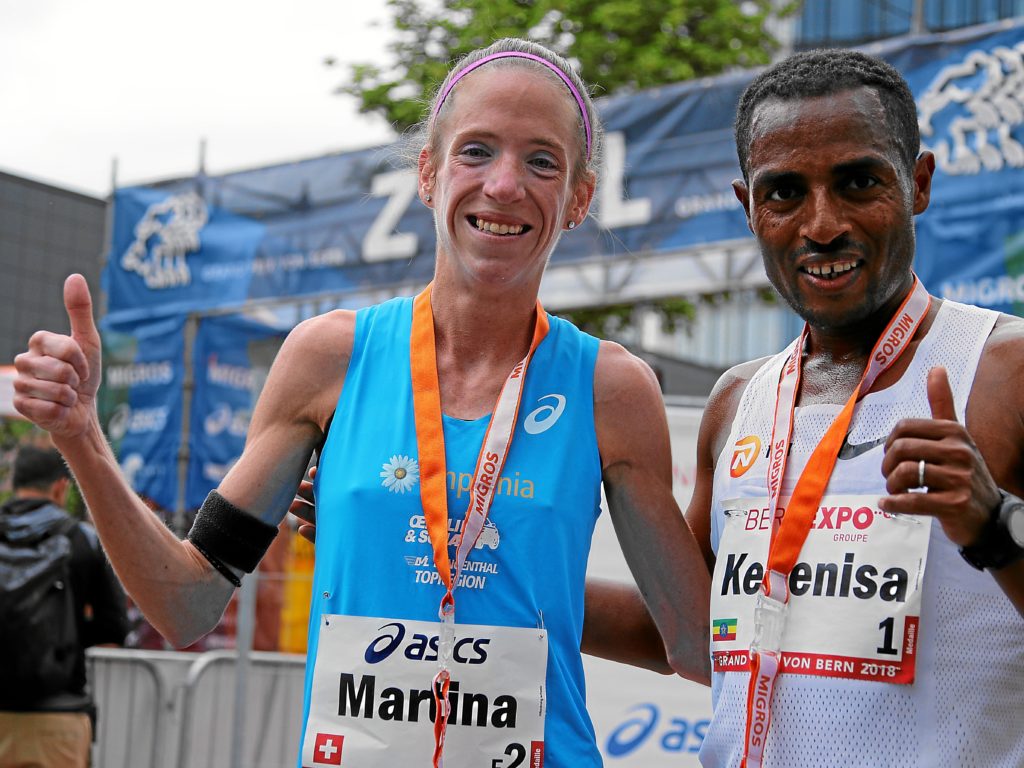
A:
[13,446,70,491]
[734,49,919,180]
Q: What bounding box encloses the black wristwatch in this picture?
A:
[959,489,1024,571]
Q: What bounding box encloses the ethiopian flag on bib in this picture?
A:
[713,618,737,642]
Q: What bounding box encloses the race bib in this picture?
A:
[711,495,930,684]
[302,615,548,767]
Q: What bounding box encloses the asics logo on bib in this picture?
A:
[730,435,762,478]
[364,622,490,665]
[523,394,566,435]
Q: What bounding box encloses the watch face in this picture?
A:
[1009,504,1024,550]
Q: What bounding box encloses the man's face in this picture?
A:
[733,87,933,331]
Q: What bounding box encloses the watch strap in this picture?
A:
[959,489,1024,571]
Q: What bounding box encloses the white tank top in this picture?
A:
[700,300,1024,768]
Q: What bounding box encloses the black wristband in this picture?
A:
[187,491,279,579]
[189,538,242,588]
[959,490,1024,571]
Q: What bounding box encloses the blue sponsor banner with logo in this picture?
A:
[892,20,1024,314]
[583,654,710,765]
[102,18,1024,325]
[99,316,184,510]
[604,704,708,760]
[186,314,288,508]
[104,185,266,323]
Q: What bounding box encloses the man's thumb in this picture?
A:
[927,366,957,421]
[64,274,99,346]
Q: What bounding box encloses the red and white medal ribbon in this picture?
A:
[741,277,931,768]
[410,284,549,767]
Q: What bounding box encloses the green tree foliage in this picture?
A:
[334,0,793,132]
[0,420,84,512]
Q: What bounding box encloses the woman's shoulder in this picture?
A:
[267,311,357,428]
[284,310,357,366]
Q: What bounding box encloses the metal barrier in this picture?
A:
[86,647,306,768]
[87,648,166,768]
[177,651,305,768]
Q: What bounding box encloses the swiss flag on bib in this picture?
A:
[312,733,344,765]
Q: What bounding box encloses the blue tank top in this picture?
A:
[301,297,604,767]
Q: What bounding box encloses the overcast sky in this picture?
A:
[0,0,398,197]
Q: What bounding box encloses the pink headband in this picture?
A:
[430,51,593,161]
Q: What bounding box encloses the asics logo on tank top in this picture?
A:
[523,394,566,435]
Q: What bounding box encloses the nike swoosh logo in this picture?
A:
[837,435,886,460]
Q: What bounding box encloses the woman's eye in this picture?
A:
[461,145,490,159]
[530,154,559,172]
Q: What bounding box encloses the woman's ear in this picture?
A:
[418,148,436,206]
[567,168,597,228]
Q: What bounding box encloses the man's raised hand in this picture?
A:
[13,274,102,440]
[880,366,1001,546]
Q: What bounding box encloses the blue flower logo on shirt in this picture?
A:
[380,455,420,494]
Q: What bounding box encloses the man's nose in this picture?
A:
[799,189,850,247]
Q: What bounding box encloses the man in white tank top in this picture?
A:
[678,49,1024,767]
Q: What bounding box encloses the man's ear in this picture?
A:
[418,148,436,206]
[732,178,754,233]
[51,476,71,507]
[911,150,936,216]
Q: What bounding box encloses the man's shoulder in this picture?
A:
[708,356,773,418]
[986,311,1024,347]
[66,519,101,556]
[700,355,775,466]
[976,311,1024,382]
[0,500,73,540]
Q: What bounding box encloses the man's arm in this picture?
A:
[14,275,352,646]
[882,316,1024,616]
[684,361,761,573]
[593,341,711,684]
[578,357,761,677]
[581,579,674,674]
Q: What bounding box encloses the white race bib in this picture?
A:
[711,495,930,683]
[302,615,548,767]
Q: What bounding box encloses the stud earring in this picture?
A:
[567,221,575,230]
[424,194,432,202]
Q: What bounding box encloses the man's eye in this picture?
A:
[847,175,878,191]
[462,145,490,158]
[767,186,799,202]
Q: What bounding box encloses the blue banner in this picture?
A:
[186,314,288,508]
[894,21,1024,313]
[102,19,1024,322]
[98,316,184,510]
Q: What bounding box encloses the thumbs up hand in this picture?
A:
[880,366,1001,548]
[13,274,103,441]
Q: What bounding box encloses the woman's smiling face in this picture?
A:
[421,64,594,291]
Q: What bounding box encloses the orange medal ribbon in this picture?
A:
[740,277,931,768]
[410,284,549,767]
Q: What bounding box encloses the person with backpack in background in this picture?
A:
[0,446,128,768]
